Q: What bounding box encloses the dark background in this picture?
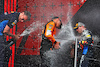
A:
[0,0,4,14]
[72,0,100,37]
[72,0,100,66]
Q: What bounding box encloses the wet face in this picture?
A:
[56,19,62,29]
[19,12,28,22]
[76,26,83,33]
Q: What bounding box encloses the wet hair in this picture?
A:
[24,11,31,21]
[52,16,62,29]
[52,17,59,20]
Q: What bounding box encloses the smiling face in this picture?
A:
[18,12,28,22]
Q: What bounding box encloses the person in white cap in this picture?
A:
[73,22,94,67]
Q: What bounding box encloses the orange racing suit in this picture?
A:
[40,21,57,67]
[42,21,56,46]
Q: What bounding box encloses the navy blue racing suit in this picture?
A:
[79,30,93,67]
[0,12,19,67]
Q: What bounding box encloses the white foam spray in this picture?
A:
[55,21,75,45]
[20,21,44,36]
[44,21,76,67]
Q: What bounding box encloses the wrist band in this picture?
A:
[54,41,57,44]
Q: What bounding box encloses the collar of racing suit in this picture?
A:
[81,29,92,41]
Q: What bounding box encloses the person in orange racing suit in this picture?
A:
[40,17,62,67]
